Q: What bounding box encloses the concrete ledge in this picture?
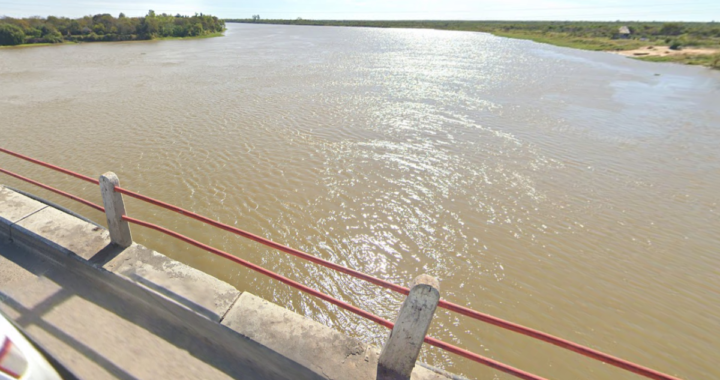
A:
[223,292,449,380]
[0,185,48,239]
[104,243,239,322]
[12,206,111,261]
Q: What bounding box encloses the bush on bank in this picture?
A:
[0,23,26,45]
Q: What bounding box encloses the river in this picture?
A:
[1,23,719,379]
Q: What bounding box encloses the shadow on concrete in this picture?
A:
[89,243,221,322]
[1,290,138,380]
[126,272,219,322]
[0,240,325,380]
[87,243,125,266]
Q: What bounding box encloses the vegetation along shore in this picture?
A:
[226,19,720,68]
[0,11,225,47]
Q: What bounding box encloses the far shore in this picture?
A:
[0,13,226,50]
[226,20,720,69]
[0,32,224,49]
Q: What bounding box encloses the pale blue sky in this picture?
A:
[1,0,719,21]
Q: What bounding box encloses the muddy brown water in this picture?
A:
[1,23,719,379]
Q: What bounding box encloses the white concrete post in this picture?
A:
[377,274,440,380]
[99,172,132,248]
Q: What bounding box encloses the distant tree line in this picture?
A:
[0,11,225,46]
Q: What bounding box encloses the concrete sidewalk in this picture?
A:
[0,239,252,380]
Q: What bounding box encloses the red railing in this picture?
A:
[0,147,682,380]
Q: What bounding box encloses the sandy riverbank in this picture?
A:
[611,45,719,57]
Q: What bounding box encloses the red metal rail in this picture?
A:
[0,147,683,380]
[0,148,99,185]
[0,167,104,213]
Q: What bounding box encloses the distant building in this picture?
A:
[618,26,631,39]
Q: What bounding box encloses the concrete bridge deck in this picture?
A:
[0,185,459,380]
[0,238,247,380]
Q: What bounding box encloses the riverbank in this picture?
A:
[610,45,720,66]
[156,31,225,40]
[0,41,75,49]
[490,30,646,51]
[0,32,224,49]
[226,20,720,68]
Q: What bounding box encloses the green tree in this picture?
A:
[93,23,106,35]
[188,22,204,36]
[68,20,82,34]
[44,31,63,43]
[26,28,42,38]
[116,18,134,35]
[660,23,684,36]
[141,12,160,38]
[0,23,26,45]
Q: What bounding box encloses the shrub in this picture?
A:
[0,23,26,46]
[26,27,42,38]
[44,31,64,43]
[660,23,684,36]
[187,22,204,36]
[711,53,720,69]
[680,36,702,47]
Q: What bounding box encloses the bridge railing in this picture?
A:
[0,147,682,380]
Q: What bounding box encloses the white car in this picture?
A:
[0,312,62,380]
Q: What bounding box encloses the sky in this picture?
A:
[1,0,719,21]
